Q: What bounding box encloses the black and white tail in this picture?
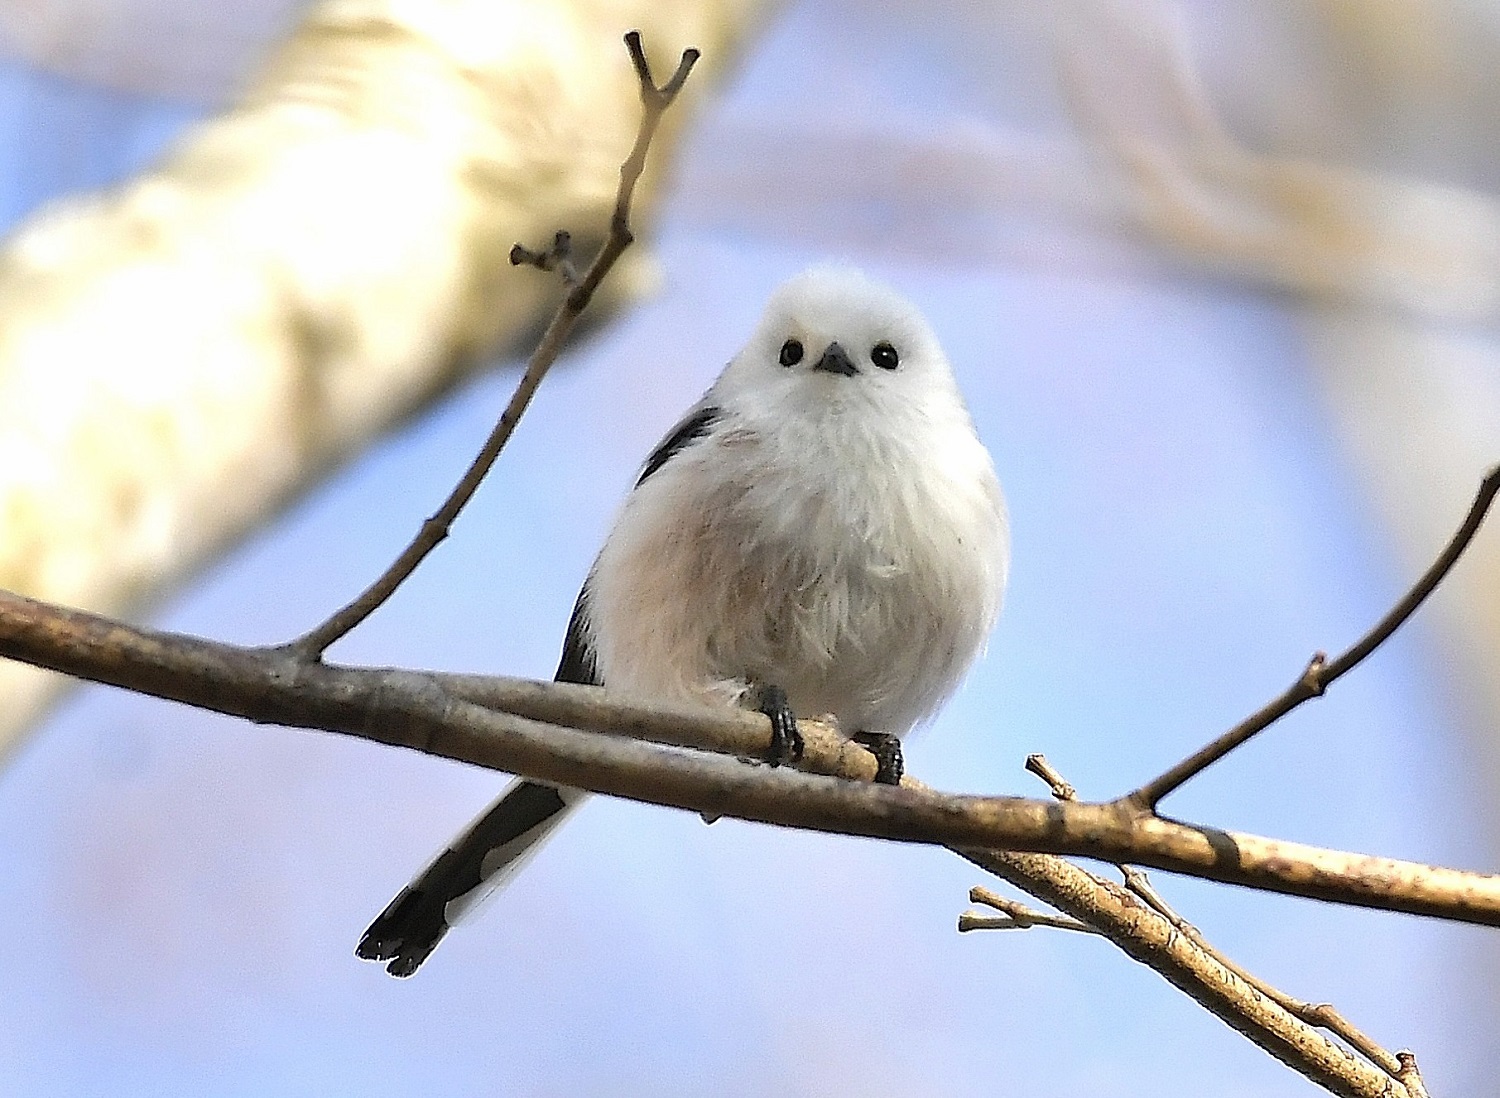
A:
[355,779,587,976]
[357,588,598,977]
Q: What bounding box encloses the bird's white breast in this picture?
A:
[586,391,1007,737]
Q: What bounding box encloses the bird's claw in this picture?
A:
[852,731,904,785]
[755,684,804,767]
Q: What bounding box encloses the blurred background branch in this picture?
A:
[0,0,767,760]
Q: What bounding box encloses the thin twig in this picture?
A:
[283,32,699,660]
[963,754,1106,932]
[1396,1052,1431,1098]
[1118,865,1176,918]
[967,846,1413,1098]
[509,230,579,284]
[1124,463,1500,811]
[1025,753,1077,801]
[960,885,1101,934]
[1020,756,1421,1094]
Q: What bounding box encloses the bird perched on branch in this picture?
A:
[358,265,1010,976]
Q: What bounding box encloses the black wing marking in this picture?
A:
[552,405,720,683]
[554,580,600,685]
[635,405,721,487]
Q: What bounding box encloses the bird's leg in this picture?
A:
[851,731,904,785]
[697,684,803,825]
[753,683,804,767]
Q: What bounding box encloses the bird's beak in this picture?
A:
[812,341,859,377]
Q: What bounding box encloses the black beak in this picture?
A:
[812,341,859,377]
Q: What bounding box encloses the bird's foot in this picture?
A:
[852,731,904,785]
[754,684,804,767]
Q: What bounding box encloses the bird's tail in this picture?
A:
[356,779,587,977]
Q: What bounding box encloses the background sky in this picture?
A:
[0,2,1496,1095]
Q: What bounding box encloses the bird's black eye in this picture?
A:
[779,339,804,367]
[871,342,899,370]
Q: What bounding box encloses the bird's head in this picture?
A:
[715,266,963,421]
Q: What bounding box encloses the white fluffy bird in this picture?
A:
[358,266,1009,976]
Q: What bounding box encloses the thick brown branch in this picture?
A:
[285,32,699,660]
[1125,463,1500,810]
[1,587,1497,930]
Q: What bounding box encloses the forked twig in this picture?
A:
[284,32,699,660]
[959,885,1100,934]
[1123,463,1500,811]
[1004,755,1420,1092]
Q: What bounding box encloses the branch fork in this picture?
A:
[968,754,1429,1097]
[281,31,698,663]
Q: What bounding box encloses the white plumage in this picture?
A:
[358,266,1009,976]
[591,267,1007,733]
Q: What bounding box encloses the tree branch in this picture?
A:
[1,586,1496,932]
[1120,868,1408,1081]
[959,885,1100,934]
[987,756,1422,1094]
[1123,462,1500,810]
[961,847,1412,1098]
[286,32,699,660]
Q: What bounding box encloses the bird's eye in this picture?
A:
[871,342,900,370]
[779,339,804,367]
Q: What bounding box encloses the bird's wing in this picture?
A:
[635,403,722,487]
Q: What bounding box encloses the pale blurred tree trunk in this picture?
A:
[0,0,774,759]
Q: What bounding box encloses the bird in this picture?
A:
[357,265,1010,977]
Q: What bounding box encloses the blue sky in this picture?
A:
[0,3,1492,1095]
